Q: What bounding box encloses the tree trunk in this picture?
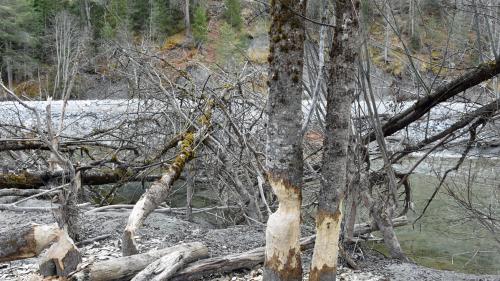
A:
[122,102,212,256]
[309,1,359,280]
[359,173,408,261]
[185,0,191,39]
[263,1,306,281]
[56,171,82,242]
[122,133,196,255]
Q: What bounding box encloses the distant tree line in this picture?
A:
[0,0,244,88]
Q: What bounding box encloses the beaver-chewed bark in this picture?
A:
[309,1,359,280]
[263,0,306,280]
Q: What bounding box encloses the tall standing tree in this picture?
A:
[0,0,37,89]
[309,0,360,280]
[184,0,192,39]
[263,1,306,281]
[224,0,242,30]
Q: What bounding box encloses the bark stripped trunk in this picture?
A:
[309,1,359,280]
[264,1,306,280]
[122,132,196,256]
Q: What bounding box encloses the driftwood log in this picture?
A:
[0,223,61,262]
[70,242,208,281]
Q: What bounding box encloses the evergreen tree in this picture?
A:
[224,0,242,30]
[130,0,149,33]
[0,0,38,87]
[192,5,208,45]
[102,0,129,38]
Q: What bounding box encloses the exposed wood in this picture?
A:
[0,223,61,262]
[122,101,213,256]
[264,0,306,280]
[39,231,81,277]
[171,219,407,281]
[70,242,208,281]
[363,58,500,143]
[310,0,360,279]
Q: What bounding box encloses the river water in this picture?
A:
[373,155,500,274]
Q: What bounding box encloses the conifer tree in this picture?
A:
[192,5,208,45]
[224,0,242,30]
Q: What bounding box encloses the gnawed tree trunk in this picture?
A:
[264,0,306,280]
[56,171,82,242]
[70,242,208,281]
[122,103,213,256]
[171,218,408,281]
[0,223,61,262]
[172,235,315,281]
[39,230,81,277]
[309,1,359,280]
[122,132,196,256]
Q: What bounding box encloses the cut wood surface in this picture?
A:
[0,223,61,262]
[39,231,81,277]
[70,242,208,281]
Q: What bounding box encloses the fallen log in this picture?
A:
[0,170,161,189]
[0,223,61,262]
[0,188,44,197]
[171,217,408,280]
[0,196,21,204]
[131,247,206,281]
[353,216,408,236]
[122,101,214,256]
[70,242,208,281]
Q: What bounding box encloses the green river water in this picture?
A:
[104,155,500,274]
[368,156,500,274]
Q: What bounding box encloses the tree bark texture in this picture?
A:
[309,1,359,280]
[0,169,161,189]
[264,0,307,280]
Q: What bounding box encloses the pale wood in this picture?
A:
[39,231,81,277]
[70,242,208,281]
[0,223,60,262]
[171,218,408,281]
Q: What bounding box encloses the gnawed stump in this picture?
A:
[39,231,81,277]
